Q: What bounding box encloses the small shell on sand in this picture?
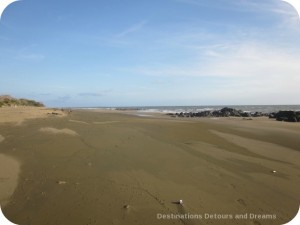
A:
[123,205,130,209]
[172,200,184,205]
[272,170,277,173]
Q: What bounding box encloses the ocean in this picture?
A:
[81,105,300,114]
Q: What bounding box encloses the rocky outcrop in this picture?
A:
[272,111,300,122]
[166,107,300,122]
[167,107,269,118]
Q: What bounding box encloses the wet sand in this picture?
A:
[0,108,299,225]
[0,134,21,208]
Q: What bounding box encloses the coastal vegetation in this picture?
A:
[0,95,44,107]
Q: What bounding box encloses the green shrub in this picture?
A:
[0,96,44,107]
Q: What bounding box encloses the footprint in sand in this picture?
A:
[228,183,236,189]
[237,198,247,206]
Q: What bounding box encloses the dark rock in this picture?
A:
[269,113,276,119]
[253,112,261,117]
[166,113,174,116]
[165,107,280,120]
[217,107,243,117]
[241,112,251,117]
[274,111,300,122]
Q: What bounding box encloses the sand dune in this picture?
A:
[0,107,66,125]
[39,127,78,136]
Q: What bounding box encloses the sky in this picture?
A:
[0,0,300,107]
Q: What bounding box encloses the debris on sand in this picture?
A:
[123,205,130,209]
[172,200,183,205]
[57,181,67,185]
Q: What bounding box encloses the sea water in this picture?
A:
[78,105,300,114]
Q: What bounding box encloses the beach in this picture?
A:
[0,107,299,225]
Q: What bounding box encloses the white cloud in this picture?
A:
[199,42,300,78]
[15,45,45,63]
[175,0,295,16]
[123,40,300,104]
[130,43,300,78]
[116,20,147,38]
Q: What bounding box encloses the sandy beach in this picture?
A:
[0,107,299,225]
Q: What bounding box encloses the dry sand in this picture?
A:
[0,106,66,125]
[0,108,299,225]
[39,127,78,136]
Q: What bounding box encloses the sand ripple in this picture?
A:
[69,120,89,125]
[93,121,119,125]
[39,127,78,136]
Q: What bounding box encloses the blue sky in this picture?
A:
[0,0,300,107]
